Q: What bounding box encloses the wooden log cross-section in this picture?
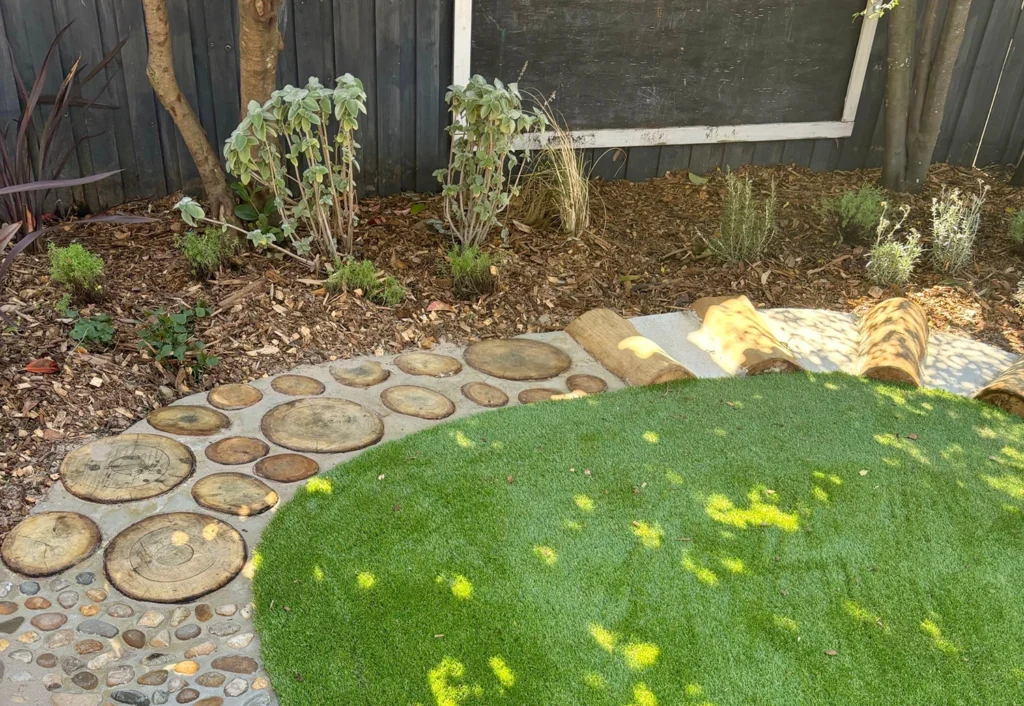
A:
[691,295,802,375]
[565,308,693,386]
[975,358,1024,418]
[857,297,929,386]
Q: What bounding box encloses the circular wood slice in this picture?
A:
[567,374,608,394]
[518,388,564,404]
[330,360,390,388]
[381,385,456,420]
[254,454,320,483]
[207,384,262,411]
[261,398,384,453]
[191,473,279,517]
[61,434,196,504]
[204,437,269,465]
[461,381,509,408]
[147,406,230,436]
[394,352,462,378]
[271,374,326,396]
[104,512,246,604]
[464,339,572,381]
[1,512,101,577]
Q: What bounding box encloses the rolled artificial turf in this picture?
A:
[253,372,1024,705]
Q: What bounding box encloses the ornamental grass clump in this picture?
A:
[176,227,235,280]
[522,104,591,237]
[447,245,494,298]
[326,259,405,307]
[436,75,547,247]
[706,172,777,262]
[820,185,885,245]
[867,204,922,287]
[930,184,987,273]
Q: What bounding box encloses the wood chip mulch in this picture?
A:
[2,163,1022,540]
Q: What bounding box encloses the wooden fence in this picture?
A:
[0,0,1022,212]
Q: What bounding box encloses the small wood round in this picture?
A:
[567,374,608,394]
[271,375,326,396]
[191,473,279,517]
[261,398,384,453]
[518,388,564,404]
[394,352,462,378]
[61,434,195,504]
[381,385,456,420]
[464,339,572,381]
[204,437,269,466]
[104,512,246,604]
[461,382,509,408]
[147,406,230,436]
[207,384,262,411]
[1,512,101,577]
[330,361,390,388]
[254,454,320,483]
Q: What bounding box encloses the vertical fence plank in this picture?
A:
[625,147,660,181]
[0,10,21,164]
[978,10,1024,166]
[592,147,627,181]
[400,0,416,191]
[781,140,814,167]
[809,139,841,172]
[277,0,299,89]
[752,141,786,166]
[722,143,755,171]
[839,11,887,170]
[185,0,216,147]
[335,0,379,195]
[375,0,403,195]
[167,0,202,191]
[416,0,442,193]
[295,0,335,82]
[203,0,242,151]
[657,146,692,176]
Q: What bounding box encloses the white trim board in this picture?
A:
[452,0,879,149]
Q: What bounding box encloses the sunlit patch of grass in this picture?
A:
[874,433,931,466]
[704,488,799,532]
[574,494,595,512]
[436,574,473,600]
[488,656,515,689]
[632,521,664,549]
[627,682,658,706]
[583,672,607,690]
[622,641,660,671]
[665,471,684,485]
[589,623,618,653]
[682,555,719,586]
[357,572,376,591]
[719,557,745,574]
[452,430,475,448]
[844,601,888,632]
[533,545,558,566]
[921,617,960,656]
[772,615,799,634]
[643,431,660,444]
[983,474,1024,499]
[306,476,333,495]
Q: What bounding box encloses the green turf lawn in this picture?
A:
[252,372,1024,706]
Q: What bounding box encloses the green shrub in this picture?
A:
[137,302,219,376]
[866,204,921,287]
[447,245,494,298]
[48,243,104,301]
[176,227,234,279]
[930,184,988,273]
[1009,210,1024,250]
[326,259,405,306]
[820,185,884,245]
[56,296,115,350]
[706,173,776,262]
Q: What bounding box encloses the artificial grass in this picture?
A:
[252,373,1024,706]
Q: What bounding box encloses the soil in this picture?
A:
[2,162,1022,540]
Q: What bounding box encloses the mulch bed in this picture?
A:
[2,162,1022,539]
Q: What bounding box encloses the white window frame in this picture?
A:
[452,0,880,149]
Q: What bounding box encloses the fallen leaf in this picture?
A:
[512,220,533,234]
[426,300,456,313]
[907,433,918,441]
[24,358,59,374]
[868,286,884,298]
[688,171,709,186]
[824,650,838,657]
[410,203,428,215]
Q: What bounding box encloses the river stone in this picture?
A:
[225,633,253,650]
[196,672,226,687]
[176,688,199,703]
[48,629,76,648]
[19,581,40,595]
[224,677,249,697]
[123,629,146,648]
[143,653,178,668]
[174,660,200,675]
[0,582,10,598]
[31,613,68,631]
[194,604,213,622]
[50,578,70,592]
[107,603,135,618]
[106,664,136,686]
[75,638,104,654]
[111,689,150,706]
[0,601,17,614]
[10,648,32,663]
[244,695,271,706]
[184,641,216,658]
[58,590,79,608]
[138,669,169,686]
[62,656,84,674]
[18,629,40,642]
[25,596,52,609]
[210,655,258,674]
[215,604,236,617]
[169,607,190,627]
[78,619,118,638]
[36,652,57,667]
[71,670,99,689]
[0,616,24,633]
[150,629,171,648]
[240,604,253,620]
[87,650,120,670]
[168,677,187,692]
[51,696,103,706]
[194,698,224,706]
[44,673,63,690]
[80,604,100,617]
[153,691,169,705]
[251,677,269,690]
[75,572,95,585]
[174,624,201,641]
[138,610,166,628]
[208,621,238,637]
[86,589,107,602]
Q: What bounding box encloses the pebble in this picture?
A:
[0,638,7,652]
[80,604,100,617]
[210,656,259,674]
[107,603,135,618]
[47,629,76,649]
[106,664,136,687]
[52,696,104,706]
[78,619,119,638]
[138,669,169,686]
[71,670,99,690]
[175,688,200,703]
[19,581,40,596]
[251,677,269,690]
[194,604,213,622]
[196,672,226,687]
[31,613,68,631]
[174,624,201,641]
[0,601,17,615]
[75,572,95,585]
[85,589,107,602]
[194,699,224,706]
[138,611,166,628]
[123,629,146,648]
[143,653,178,667]
[44,673,63,691]
[168,676,188,692]
[36,652,58,668]
[87,650,121,670]
[25,596,52,610]
[150,629,171,648]
[111,689,150,706]
[240,604,254,620]
[169,607,190,627]
[208,622,239,637]
[10,649,32,663]
[17,630,39,643]
[75,639,105,654]
[49,578,70,592]
[0,581,11,598]
[0,617,24,633]
[153,691,169,705]
[225,633,254,650]
[224,678,249,697]
[184,641,216,658]
[175,660,200,675]
[214,604,236,617]
[62,656,84,675]
[244,695,271,706]
[58,590,80,609]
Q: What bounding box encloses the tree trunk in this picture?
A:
[238,0,284,114]
[882,0,916,191]
[141,0,235,221]
[905,0,974,191]
[908,0,942,138]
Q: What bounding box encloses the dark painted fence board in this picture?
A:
[592,148,627,181]
[625,147,660,182]
[781,140,814,167]
[399,0,416,192]
[375,0,403,195]
[94,0,141,200]
[167,0,202,191]
[415,0,443,193]
[657,146,691,176]
[839,14,887,170]
[203,0,242,152]
[723,143,756,171]
[976,7,1024,166]
[809,139,841,172]
[0,8,22,162]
